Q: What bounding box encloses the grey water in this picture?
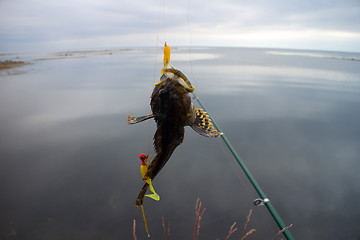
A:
[1,47,359,239]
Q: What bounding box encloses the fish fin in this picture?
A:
[190,109,221,137]
[127,114,154,125]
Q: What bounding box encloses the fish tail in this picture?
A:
[136,182,149,207]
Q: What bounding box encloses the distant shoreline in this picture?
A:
[0,47,359,72]
[0,60,31,70]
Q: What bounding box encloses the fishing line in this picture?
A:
[147,0,167,156]
[142,0,294,238]
[185,0,259,232]
[183,2,294,239]
[216,136,279,236]
[187,0,194,82]
[161,0,167,43]
[220,140,275,236]
[213,123,273,231]
[191,93,294,240]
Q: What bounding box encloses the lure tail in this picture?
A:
[145,178,160,201]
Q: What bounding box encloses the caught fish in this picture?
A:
[128,67,221,206]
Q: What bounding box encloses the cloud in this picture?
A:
[0,0,359,52]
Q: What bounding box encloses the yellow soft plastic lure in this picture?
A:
[161,42,171,75]
[156,42,171,86]
[139,154,160,201]
[138,154,159,238]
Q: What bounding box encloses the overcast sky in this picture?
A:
[1,0,359,53]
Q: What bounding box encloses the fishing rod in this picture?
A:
[192,93,295,240]
[183,4,293,237]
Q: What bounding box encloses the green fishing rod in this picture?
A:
[192,93,295,240]
[159,41,293,238]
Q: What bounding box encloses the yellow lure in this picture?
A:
[138,154,160,238]
[139,154,160,201]
[160,42,171,76]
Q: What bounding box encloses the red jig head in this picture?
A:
[139,154,147,166]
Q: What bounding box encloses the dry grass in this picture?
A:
[224,221,238,240]
[241,229,256,240]
[132,198,293,239]
[132,198,260,240]
[272,224,293,240]
[132,219,137,240]
[244,209,252,231]
[162,216,170,240]
[193,198,206,240]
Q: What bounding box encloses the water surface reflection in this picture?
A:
[1,47,359,239]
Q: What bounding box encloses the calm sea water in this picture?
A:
[1,47,359,239]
